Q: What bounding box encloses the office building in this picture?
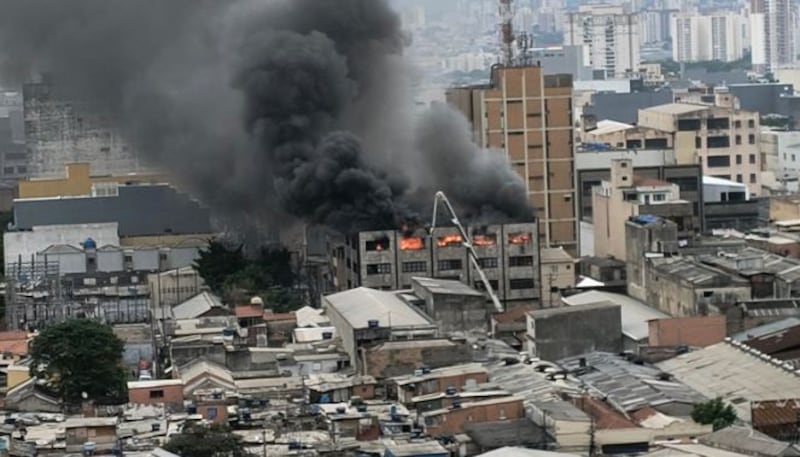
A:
[446,66,577,254]
[564,5,640,78]
[751,0,795,72]
[671,12,746,63]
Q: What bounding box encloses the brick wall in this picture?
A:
[424,398,524,436]
[648,315,726,347]
[128,385,184,406]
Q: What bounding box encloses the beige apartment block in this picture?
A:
[593,159,694,260]
[446,65,577,254]
[540,247,576,306]
[637,93,761,196]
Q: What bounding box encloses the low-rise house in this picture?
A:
[419,396,525,436]
[491,306,533,349]
[263,311,297,347]
[178,359,236,398]
[411,389,511,413]
[305,374,377,403]
[573,395,653,455]
[384,441,449,457]
[559,352,707,417]
[742,324,800,368]
[363,339,472,379]
[171,292,229,320]
[464,419,555,454]
[699,425,800,457]
[530,400,593,454]
[658,341,800,421]
[642,443,753,457]
[752,399,800,442]
[629,406,713,440]
[4,379,60,413]
[63,417,119,454]
[127,379,184,407]
[390,363,489,404]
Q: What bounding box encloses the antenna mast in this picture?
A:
[499,0,515,66]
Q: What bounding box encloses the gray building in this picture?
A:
[526,302,623,361]
[524,46,593,80]
[335,222,541,308]
[728,83,794,116]
[410,276,491,334]
[12,184,213,237]
[583,90,673,124]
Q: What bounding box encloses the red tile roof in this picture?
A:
[752,399,800,428]
[234,305,264,319]
[574,396,639,430]
[0,332,29,356]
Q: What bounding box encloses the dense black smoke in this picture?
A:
[0,0,533,236]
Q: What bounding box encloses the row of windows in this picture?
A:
[696,135,755,149]
[710,173,758,184]
[371,256,535,276]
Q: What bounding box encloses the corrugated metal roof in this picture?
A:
[732,318,800,342]
[698,425,798,457]
[172,292,224,320]
[643,103,710,115]
[658,343,800,422]
[559,352,706,412]
[324,287,435,329]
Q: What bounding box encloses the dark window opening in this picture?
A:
[149,390,164,399]
[510,278,535,290]
[707,155,730,168]
[401,261,427,273]
[509,256,535,267]
[366,263,391,275]
[678,119,702,131]
[644,138,668,149]
[438,259,463,271]
[707,136,730,148]
[366,239,390,252]
[707,118,730,130]
[478,258,498,269]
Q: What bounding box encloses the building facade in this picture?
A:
[334,222,541,308]
[671,12,746,63]
[564,5,641,78]
[751,0,795,72]
[446,65,577,254]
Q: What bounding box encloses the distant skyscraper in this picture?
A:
[671,12,745,62]
[564,5,641,78]
[750,0,794,72]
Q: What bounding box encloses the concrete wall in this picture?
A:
[4,223,119,269]
[527,303,623,361]
[18,163,166,198]
[648,315,727,347]
[364,341,473,379]
[413,290,489,334]
[423,398,525,435]
[128,384,183,406]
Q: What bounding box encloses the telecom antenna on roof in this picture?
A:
[499,0,515,66]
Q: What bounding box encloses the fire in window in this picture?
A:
[365,238,390,252]
[437,234,463,248]
[400,236,425,250]
[508,232,532,245]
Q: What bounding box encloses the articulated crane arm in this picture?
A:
[430,191,504,313]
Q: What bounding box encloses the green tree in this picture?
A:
[194,241,247,295]
[29,319,127,405]
[164,423,253,457]
[692,397,737,430]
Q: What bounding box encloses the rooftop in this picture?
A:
[476,447,583,457]
[464,418,553,450]
[634,175,673,187]
[704,175,748,188]
[172,292,225,320]
[127,379,183,390]
[384,441,449,457]
[562,290,668,341]
[588,119,635,136]
[541,247,575,264]
[642,103,710,115]
[650,257,748,287]
[233,304,263,319]
[732,318,800,342]
[698,425,800,457]
[63,417,119,428]
[412,276,484,297]
[392,363,487,387]
[658,342,800,421]
[324,287,436,329]
[559,351,706,412]
[573,395,638,429]
[644,443,754,457]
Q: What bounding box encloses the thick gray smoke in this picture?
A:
[0,0,533,236]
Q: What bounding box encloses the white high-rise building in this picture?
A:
[750,0,794,72]
[671,12,746,62]
[564,5,641,78]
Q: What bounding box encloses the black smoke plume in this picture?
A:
[0,0,533,237]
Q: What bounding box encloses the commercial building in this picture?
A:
[564,5,640,78]
[671,12,746,63]
[592,160,695,260]
[18,162,167,199]
[751,0,795,72]
[322,287,440,371]
[647,315,727,348]
[335,222,541,308]
[637,94,762,196]
[446,66,577,254]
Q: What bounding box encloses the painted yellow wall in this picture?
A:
[6,365,30,390]
[18,163,167,198]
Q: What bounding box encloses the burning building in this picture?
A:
[331,222,541,308]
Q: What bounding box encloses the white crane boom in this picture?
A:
[430,191,504,313]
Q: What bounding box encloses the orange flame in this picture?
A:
[508,232,532,245]
[400,237,425,250]
[473,234,497,246]
[437,234,463,248]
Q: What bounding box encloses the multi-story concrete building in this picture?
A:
[761,130,800,193]
[564,5,640,78]
[671,12,746,63]
[446,65,577,254]
[637,91,762,196]
[593,160,695,261]
[23,81,152,178]
[540,247,576,306]
[333,222,541,308]
[751,0,795,72]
